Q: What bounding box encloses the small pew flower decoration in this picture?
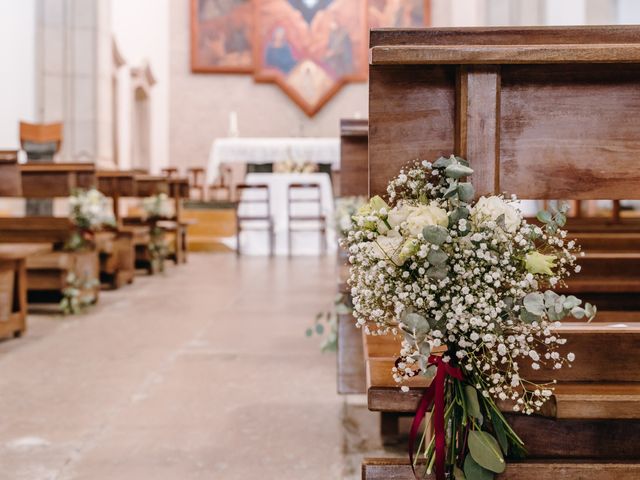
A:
[344,156,596,480]
[66,188,116,251]
[142,193,173,220]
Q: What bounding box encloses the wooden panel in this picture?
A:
[370,44,640,65]
[340,119,369,197]
[362,458,640,480]
[135,175,169,196]
[337,314,366,394]
[97,172,137,197]
[369,65,456,196]
[369,25,640,48]
[459,66,500,196]
[0,154,22,196]
[20,163,96,197]
[500,65,640,199]
[506,415,640,459]
[0,218,72,245]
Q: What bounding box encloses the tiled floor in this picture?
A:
[0,254,390,480]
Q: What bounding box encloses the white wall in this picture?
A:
[618,0,640,23]
[0,0,36,149]
[111,0,169,173]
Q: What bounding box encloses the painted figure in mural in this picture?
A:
[325,21,353,77]
[288,0,333,24]
[265,27,297,74]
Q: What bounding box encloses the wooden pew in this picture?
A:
[340,119,369,197]
[362,25,640,478]
[0,244,52,338]
[97,171,154,275]
[18,163,132,290]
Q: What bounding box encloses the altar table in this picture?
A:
[236,172,336,256]
[207,137,340,185]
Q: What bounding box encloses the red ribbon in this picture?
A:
[408,354,464,480]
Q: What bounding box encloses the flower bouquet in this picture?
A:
[67,188,116,251]
[142,193,173,220]
[142,193,173,272]
[344,156,596,479]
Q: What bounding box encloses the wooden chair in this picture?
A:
[287,183,327,256]
[209,165,233,202]
[187,167,206,201]
[19,121,63,160]
[361,25,640,478]
[235,184,274,256]
[161,167,179,178]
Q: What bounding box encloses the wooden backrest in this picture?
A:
[340,118,369,197]
[19,121,63,160]
[134,175,169,197]
[0,217,72,245]
[20,162,96,197]
[368,26,640,200]
[0,151,22,196]
[97,170,137,197]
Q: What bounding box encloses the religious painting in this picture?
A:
[191,0,254,73]
[368,0,429,28]
[253,0,368,116]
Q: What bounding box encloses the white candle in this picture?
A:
[229,111,239,137]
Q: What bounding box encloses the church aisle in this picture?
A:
[0,254,343,480]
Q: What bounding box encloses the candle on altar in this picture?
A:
[228,111,239,138]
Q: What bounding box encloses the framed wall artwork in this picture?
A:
[190,0,430,115]
[253,0,368,116]
[191,0,255,73]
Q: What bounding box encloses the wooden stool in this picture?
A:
[187,167,206,201]
[235,184,274,256]
[287,183,327,256]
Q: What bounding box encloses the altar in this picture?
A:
[206,137,340,184]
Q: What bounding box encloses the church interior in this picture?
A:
[1,1,640,479]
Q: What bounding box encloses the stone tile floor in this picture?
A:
[0,254,397,480]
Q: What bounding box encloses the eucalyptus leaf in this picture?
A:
[449,206,470,227]
[315,323,324,335]
[427,248,448,265]
[468,431,506,473]
[536,210,553,223]
[423,225,449,245]
[426,265,449,280]
[454,156,470,167]
[445,163,474,179]
[523,292,545,316]
[444,183,460,198]
[458,183,475,203]
[305,328,313,337]
[555,212,567,227]
[420,342,431,356]
[495,214,506,231]
[543,290,559,308]
[520,309,540,324]
[403,312,430,333]
[492,417,509,455]
[464,385,483,424]
[433,156,453,168]
[563,295,582,310]
[570,306,586,319]
[421,364,437,378]
[464,454,494,480]
[454,465,467,480]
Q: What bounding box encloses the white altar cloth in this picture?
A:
[207,137,340,185]
[236,173,336,256]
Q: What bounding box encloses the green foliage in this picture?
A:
[464,386,483,425]
[468,430,505,473]
[422,225,449,245]
[59,272,99,315]
[463,454,494,480]
[523,290,596,322]
[306,294,348,353]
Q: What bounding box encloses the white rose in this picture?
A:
[405,203,449,237]
[387,203,412,228]
[368,235,403,264]
[471,196,521,233]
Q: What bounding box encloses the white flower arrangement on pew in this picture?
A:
[67,188,116,251]
[142,193,173,220]
[343,156,596,480]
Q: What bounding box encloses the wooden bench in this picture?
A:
[362,25,640,478]
[0,244,52,339]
